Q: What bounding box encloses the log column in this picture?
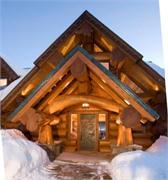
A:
[117,124,133,146]
[116,105,141,146]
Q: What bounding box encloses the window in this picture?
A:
[70,114,78,139]
[0,78,7,89]
[98,113,107,139]
[101,62,109,70]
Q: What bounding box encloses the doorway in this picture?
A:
[79,114,97,151]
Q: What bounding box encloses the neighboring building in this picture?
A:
[0,57,19,89]
[1,11,167,153]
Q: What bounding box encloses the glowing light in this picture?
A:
[21,84,34,96]
[154,85,159,91]
[124,99,130,105]
[82,103,90,108]
[140,119,148,124]
[116,116,122,125]
[0,78,7,87]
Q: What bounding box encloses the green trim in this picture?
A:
[9,45,159,120]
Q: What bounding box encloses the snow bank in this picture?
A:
[1,129,56,180]
[109,136,168,180]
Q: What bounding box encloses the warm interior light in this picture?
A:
[140,118,148,124]
[0,78,7,87]
[82,103,90,108]
[154,85,159,91]
[21,84,34,96]
[124,99,130,105]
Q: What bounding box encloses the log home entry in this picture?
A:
[1,11,167,153]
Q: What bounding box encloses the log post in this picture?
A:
[37,112,60,145]
[38,125,54,144]
[117,124,133,146]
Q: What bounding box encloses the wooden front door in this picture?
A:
[79,114,97,151]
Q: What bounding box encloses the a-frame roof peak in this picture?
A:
[34,10,143,66]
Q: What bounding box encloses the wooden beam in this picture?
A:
[9,53,79,122]
[78,51,157,121]
[137,93,154,102]
[122,62,160,92]
[90,72,127,107]
[63,81,78,95]
[121,70,152,94]
[38,74,74,110]
[44,95,122,114]
[91,52,112,61]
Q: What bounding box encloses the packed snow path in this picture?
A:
[45,160,112,180]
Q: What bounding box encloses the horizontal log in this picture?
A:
[110,139,117,145]
[58,129,67,137]
[59,114,68,122]
[91,52,112,61]
[133,139,152,146]
[109,113,118,121]
[58,123,67,129]
[45,95,121,114]
[109,131,118,137]
[64,147,77,152]
[4,122,20,129]
[65,140,77,146]
[99,147,111,153]
[109,122,118,130]
[99,140,111,146]
[133,133,152,138]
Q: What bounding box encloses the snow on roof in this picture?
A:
[0,67,32,101]
[145,61,165,77]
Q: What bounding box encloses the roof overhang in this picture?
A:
[9,45,159,122]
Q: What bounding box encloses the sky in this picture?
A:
[0,0,164,74]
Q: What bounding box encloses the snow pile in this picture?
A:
[109,136,168,180]
[1,129,56,180]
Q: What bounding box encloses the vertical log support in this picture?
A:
[37,112,60,145]
[117,124,133,146]
[38,125,54,144]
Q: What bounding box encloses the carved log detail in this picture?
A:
[120,105,141,128]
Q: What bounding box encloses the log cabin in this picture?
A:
[1,11,167,153]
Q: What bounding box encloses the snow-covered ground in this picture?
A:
[1,129,55,180]
[1,129,168,180]
[109,136,168,180]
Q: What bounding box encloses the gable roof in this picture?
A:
[0,56,19,84]
[34,10,143,67]
[9,46,159,123]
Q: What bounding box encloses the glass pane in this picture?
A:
[101,62,109,70]
[70,114,78,139]
[99,114,106,139]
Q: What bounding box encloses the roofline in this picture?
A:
[34,10,143,66]
[0,56,19,80]
[9,45,159,122]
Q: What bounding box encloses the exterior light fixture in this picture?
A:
[82,103,90,108]
[124,99,130,105]
[116,116,122,125]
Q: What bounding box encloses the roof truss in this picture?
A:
[9,46,159,122]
